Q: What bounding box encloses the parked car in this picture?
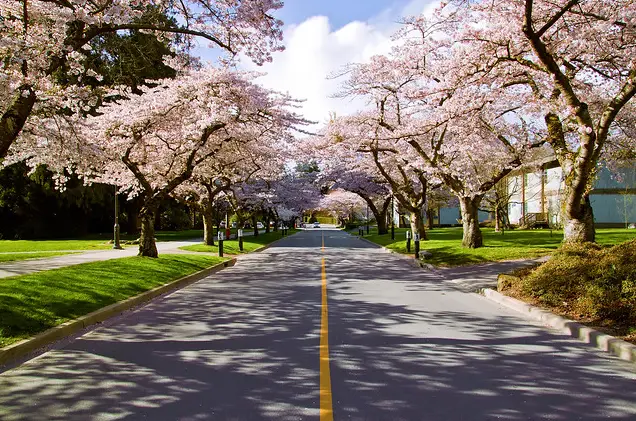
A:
[231,222,237,228]
[313,222,320,228]
[256,222,264,229]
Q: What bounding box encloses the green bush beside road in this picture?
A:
[501,240,636,344]
[0,254,226,348]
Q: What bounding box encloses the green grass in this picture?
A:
[0,230,205,253]
[0,252,75,262]
[0,239,115,252]
[361,227,636,267]
[0,254,226,347]
[180,230,298,255]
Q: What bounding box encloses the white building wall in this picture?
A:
[508,175,523,224]
[525,173,543,213]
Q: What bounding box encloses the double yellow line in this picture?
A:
[320,232,333,420]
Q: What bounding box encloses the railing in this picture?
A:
[521,212,550,228]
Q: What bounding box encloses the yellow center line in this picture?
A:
[319,236,333,420]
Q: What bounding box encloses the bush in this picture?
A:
[521,240,636,323]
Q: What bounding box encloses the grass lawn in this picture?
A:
[0,230,206,253]
[180,230,298,255]
[0,252,76,263]
[361,227,636,266]
[0,254,226,348]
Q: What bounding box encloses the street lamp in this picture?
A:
[113,186,122,250]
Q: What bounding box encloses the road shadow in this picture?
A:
[0,236,633,420]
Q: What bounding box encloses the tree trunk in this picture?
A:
[265,211,271,233]
[409,210,427,240]
[376,214,388,235]
[125,197,140,235]
[459,196,483,248]
[0,85,36,158]
[139,205,158,257]
[494,207,501,232]
[202,206,215,246]
[563,194,595,243]
[252,214,259,237]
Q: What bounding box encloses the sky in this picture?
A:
[197,0,439,128]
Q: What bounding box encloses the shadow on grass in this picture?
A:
[0,255,225,347]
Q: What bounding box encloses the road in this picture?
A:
[0,228,634,420]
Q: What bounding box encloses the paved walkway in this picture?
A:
[0,229,282,279]
[0,240,203,278]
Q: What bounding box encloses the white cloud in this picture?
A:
[239,0,439,129]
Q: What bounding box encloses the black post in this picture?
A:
[359,227,363,237]
[218,232,224,257]
[391,195,395,240]
[407,238,411,252]
[238,229,244,252]
[113,187,122,250]
[414,234,420,259]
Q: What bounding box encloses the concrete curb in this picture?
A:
[482,288,636,364]
[0,258,237,367]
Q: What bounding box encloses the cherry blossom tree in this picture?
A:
[317,189,366,226]
[15,67,304,257]
[318,153,393,234]
[436,0,636,243]
[0,0,284,158]
[322,114,434,239]
[332,11,552,247]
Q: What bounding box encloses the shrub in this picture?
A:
[520,240,636,323]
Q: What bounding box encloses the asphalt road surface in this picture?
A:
[0,228,634,420]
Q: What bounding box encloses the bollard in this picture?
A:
[414,233,420,259]
[238,229,244,251]
[406,230,412,252]
[359,227,364,237]
[218,231,224,257]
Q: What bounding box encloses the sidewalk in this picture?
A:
[436,256,550,292]
[0,239,204,279]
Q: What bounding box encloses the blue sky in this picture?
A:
[275,0,416,29]
[197,0,438,126]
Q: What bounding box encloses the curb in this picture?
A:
[0,258,237,367]
[482,288,636,364]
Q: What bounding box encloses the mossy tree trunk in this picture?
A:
[459,195,483,248]
[138,201,159,257]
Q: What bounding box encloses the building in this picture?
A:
[506,159,636,228]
